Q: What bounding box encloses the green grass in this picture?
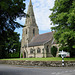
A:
[0,57,75,61]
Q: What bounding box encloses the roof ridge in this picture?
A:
[30,32,53,43]
[39,32,52,36]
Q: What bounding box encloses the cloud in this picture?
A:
[15,0,55,39]
[32,0,55,30]
[16,0,55,30]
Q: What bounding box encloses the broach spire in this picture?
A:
[29,0,32,6]
[25,0,37,26]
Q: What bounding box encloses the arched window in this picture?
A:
[42,48,44,53]
[23,52,26,58]
[25,20,27,24]
[46,45,49,53]
[33,28,35,36]
[26,29,27,34]
[30,48,33,54]
[37,48,41,53]
[33,14,34,16]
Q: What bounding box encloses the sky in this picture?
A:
[15,0,55,39]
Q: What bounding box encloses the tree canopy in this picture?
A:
[0,0,26,58]
[50,0,75,57]
[0,0,26,32]
[0,32,21,58]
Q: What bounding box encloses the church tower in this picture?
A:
[21,0,39,56]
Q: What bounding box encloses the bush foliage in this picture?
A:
[51,46,57,57]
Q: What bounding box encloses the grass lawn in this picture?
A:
[0,57,75,61]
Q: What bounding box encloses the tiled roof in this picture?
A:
[28,32,53,47]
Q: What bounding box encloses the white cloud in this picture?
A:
[15,0,55,39]
[32,0,55,30]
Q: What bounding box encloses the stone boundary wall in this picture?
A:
[0,60,75,67]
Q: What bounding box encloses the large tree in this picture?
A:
[0,32,21,58]
[6,32,21,58]
[0,0,26,58]
[50,0,75,57]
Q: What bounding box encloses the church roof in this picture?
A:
[28,32,53,47]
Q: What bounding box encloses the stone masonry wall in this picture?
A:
[0,60,75,67]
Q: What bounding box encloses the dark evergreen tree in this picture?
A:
[0,0,26,58]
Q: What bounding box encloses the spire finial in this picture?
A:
[29,0,32,6]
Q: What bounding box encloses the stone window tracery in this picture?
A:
[37,48,41,53]
[30,48,33,54]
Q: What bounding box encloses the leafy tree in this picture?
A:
[51,46,57,57]
[0,0,26,58]
[50,0,75,57]
[0,32,21,58]
[0,0,26,31]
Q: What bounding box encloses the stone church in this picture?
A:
[21,0,58,58]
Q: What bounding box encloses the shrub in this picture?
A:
[51,46,57,57]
